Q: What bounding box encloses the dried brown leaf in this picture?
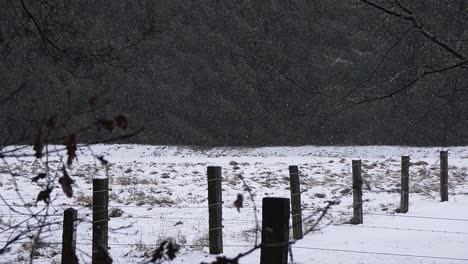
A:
[64,134,77,166]
[97,156,109,166]
[150,241,167,262]
[233,193,243,212]
[58,168,74,198]
[98,119,114,132]
[33,128,43,159]
[149,241,179,262]
[115,115,128,129]
[166,242,180,260]
[32,173,47,182]
[36,188,52,205]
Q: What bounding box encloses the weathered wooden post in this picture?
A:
[400,156,410,213]
[289,165,303,240]
[207,166,223,254]
[92,178,109,264]
[62,208,78,264]
[440,150,449,202]
[260,198,290,264]
[352,160,363,224]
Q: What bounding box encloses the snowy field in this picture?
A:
[0,145,467,263]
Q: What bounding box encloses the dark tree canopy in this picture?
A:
[1,0,467,146]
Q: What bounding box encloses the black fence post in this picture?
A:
[260,197,290,264]
[92,178,109,264]
[352,160,363,224]
[289,165,303,240]
[62,208,77,264]
[400,156,410,213]
[440,151,449,202]
[207,166,223,254]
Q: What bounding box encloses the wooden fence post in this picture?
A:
[92,178,109,264]
[207,166,223,254]
[260,198,290,264]
[289,165,303,240]
[440,151,449,202]
[352,160,363,224]
[62,208,77,264]
[400,156,410,213]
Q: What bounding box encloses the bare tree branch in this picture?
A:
[361,0,467,60]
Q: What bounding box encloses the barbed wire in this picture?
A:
[329,210,468,222]
[331,224,468,235]
[3,240,467,262]
[1,156,467,263]
[3,204,468,223]
[291,245,468,262]
[7,215,465,236]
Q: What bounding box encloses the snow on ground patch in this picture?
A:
[0,145,467,263]
[292,197,468,264]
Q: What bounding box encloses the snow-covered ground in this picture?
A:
[0,145,467,263]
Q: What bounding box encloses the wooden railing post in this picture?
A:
[260,198,290,264]
[289,165,303,240]
[352,160,363,224]
[207,166,223,254]
[400,156,410,213]
[440,151,449,202]
[62,208,77,264]
[92,178,109,264]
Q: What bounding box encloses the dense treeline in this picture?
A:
[1,0,467,146]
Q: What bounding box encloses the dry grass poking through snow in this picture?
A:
[0,145,467,263]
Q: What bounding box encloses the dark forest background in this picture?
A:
[1,0,467,146]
